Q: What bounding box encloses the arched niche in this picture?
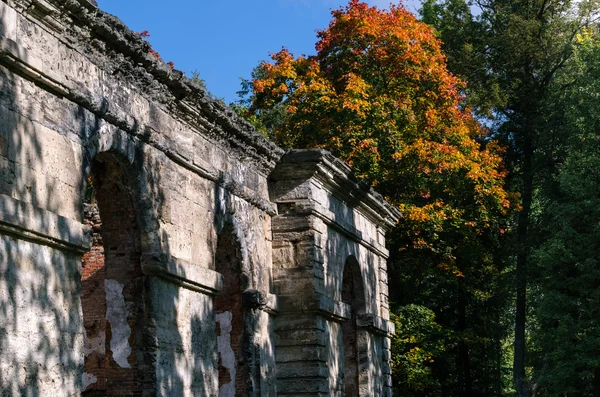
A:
[341,255,367,397]
[80,152,147,396]
[213,225,250,397]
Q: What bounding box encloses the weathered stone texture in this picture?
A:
[270,150,399,396]
[0,0,400,395]
[0,234,84,396]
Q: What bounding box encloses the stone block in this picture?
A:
[0,2,17,42]
[0,1,400,395]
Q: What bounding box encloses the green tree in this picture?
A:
[532,28,600,396]
[390,305,446,396]
[535,145,600,396]
[421,0,600,394]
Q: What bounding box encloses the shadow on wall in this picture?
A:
[81,153,149,395]
[143,103,215,397]
[0,51,214,396]
[214,225,248,397]
[324,192,382,396]
[81,118,216,396]
[342,255,364,397]
[325,196,375,305]
[213,182,273,397]
[0,49,90,395]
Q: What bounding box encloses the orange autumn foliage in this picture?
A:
[247,0,515,272]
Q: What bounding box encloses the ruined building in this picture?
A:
[0,0,401,395]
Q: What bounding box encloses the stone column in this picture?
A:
[269,150,401,397]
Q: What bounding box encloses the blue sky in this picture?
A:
[97,0,420,104]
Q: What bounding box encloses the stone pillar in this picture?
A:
[269,150,401,396]
[271,205,336,395]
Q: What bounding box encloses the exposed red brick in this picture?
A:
[214,230,248,397]
[342,260,359,397]
[81,155,145,396]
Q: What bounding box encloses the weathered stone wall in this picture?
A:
[0,0,400,396]
[270,150,399,396]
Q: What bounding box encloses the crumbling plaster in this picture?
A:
[0,0,400,396]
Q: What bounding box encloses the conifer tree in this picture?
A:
[421,0,600,394]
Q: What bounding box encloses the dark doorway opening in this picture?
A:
[342,256,364,397]
[81,153,145,396]
[214,227,249,397]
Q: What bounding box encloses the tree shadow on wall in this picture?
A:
[142,101,216,397]
[83,118,216,396]
[0,5,227,392]
[212,181,274,397]
[323,189,382,395]
[0,54,215,397]
[0,48,95,395]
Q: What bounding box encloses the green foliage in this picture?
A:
[532,29,600,395]
[391,305,445,396]
[189,69,207,90]
[188,69,226,105]
[422,0,600,395]
[229,102,270,139]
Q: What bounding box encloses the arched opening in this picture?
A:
[214,227,249,397]
[80,153,145,396]
[341,256,365,397]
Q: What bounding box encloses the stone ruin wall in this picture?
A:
[0,0,401,396]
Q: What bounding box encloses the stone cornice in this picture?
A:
[0,30,277,215]
[277,293,395,336]
[140,253,278,313]
[357,313,395,336]
[0,194,91,253]
[275,199,390,258]
[6,0,284,174]
[278,293,352,322]
[140,253,224,296]
[271,149,402,231]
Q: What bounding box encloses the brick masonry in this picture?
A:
[81,154,147,396]
[0,1,401,396]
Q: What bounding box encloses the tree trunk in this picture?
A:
[594,368,600,397]
[458,285,472,397]
[514,135,534,397]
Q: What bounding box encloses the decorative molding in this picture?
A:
[15,0,284,171]
[276,199,390,258]
[278,293,351,322]
[140,253,224,296]
[271,149,402,231]
[27,0,65,33]
[0,194,91,253]
[0,31,276,216]
[357,313,395,336]
[0,37,69,97]
[140,253,279,313]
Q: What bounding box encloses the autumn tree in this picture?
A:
[239,1,514,394]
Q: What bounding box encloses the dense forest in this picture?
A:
[229,0,600,395]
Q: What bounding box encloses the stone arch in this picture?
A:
[83,126,162,255]
[341,255,367,397]
[214,224,251,397]
[80,151,149,395]
[212,185,253,282]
